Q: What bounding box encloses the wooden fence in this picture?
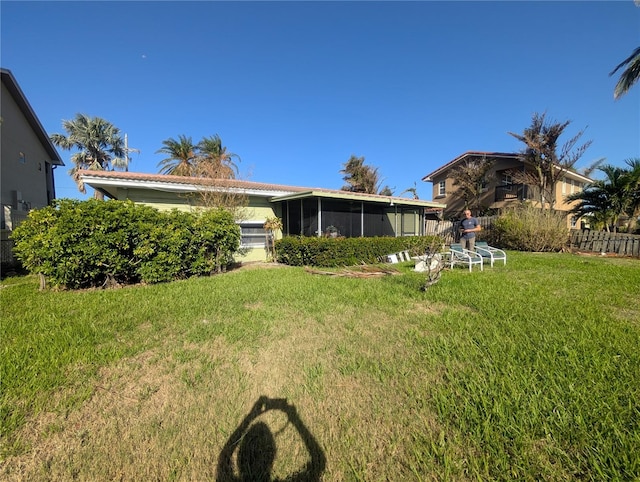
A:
[425,219,640,258]
[568,230,640,257]
[424,217,495,245]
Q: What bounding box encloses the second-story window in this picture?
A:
[438,180,446,197]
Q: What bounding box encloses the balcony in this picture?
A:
[494,184,529,202]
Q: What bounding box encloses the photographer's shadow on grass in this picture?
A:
[216,396,326,482]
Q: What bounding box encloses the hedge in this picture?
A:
[12,199,240,289]
[274,235,443,267]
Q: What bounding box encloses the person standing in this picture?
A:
[460,209,481,251]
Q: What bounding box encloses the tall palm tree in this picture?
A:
[566,163,636,232]
[156,135,197,176]
[610,47,640,100]
[508,112,591,210]
[50,113,126,195]
[196,134,240,179]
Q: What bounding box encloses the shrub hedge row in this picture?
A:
[274,235,443,267]
[12,199,240,289]
[489,204,569,252]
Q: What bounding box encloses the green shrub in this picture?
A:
[490,204,569,252]
[12,200,241,289]
[275,235,443,267]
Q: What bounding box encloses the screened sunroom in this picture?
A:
[272,191,440,238]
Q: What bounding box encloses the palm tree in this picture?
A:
[156,135,197,176]
[340,155,382,194]
[566,163,637,232]
[610,47,640,100]
[400,182,419,199]
[508,112,591,210]
[50,113,126,195]
[622,158,640,231]
[196,134,240,179]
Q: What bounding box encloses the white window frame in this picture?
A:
[437,180,446,197]
[239,221,268,248]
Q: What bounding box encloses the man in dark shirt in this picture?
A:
[460,209,480,251]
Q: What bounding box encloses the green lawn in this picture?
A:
[1,252,639,481]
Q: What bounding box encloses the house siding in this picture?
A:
[1,82,55,213]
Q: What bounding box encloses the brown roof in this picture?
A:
[78,169,447,208]
[77,169,311,193]
[422,151,520,182]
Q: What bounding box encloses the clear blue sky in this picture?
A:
[2,1,639,201]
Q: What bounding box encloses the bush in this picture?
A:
[12,199,241,289]
[275,235,443,267]
[490,204,568,252]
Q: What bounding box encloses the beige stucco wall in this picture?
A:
[1,82,55,212]
[430,159,589,227]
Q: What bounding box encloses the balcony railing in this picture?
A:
[494,184,530,202]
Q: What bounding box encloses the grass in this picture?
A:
[1,253,639,481]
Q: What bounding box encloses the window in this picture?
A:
[562,178,567,194]
[502,173,513,185]
[240,223,267,248]
[438,180,446,197]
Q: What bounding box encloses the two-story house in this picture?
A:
[1,68,64,263]
[422,151,593,226]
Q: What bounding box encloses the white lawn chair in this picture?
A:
[474,242,507,267]
[449,243,483,272]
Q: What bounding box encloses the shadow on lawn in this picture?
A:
[216,396,326,482]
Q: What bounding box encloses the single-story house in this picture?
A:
[79,170,446,261]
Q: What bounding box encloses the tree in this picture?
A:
[156,135,198,176]
[50,113,126,196]
[340,155,387,195]
[157,134,247,217]
[195,134,240,179]
[622,158,640,231]
[449,156,495,213]
[610,47,640,100]
[566,161,640,232]
[508,112,592,210]
[400,182,419,200]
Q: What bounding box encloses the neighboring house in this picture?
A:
[422,151,593,226]
[79,170,446,262]
[1,68,64,263]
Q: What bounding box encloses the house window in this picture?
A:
[240,223,267,248]
[438,180,446,197]
[570,216,577,228]
[562,178,567,194]
[501,172,513,191]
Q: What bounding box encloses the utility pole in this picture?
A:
[123,134,140,172]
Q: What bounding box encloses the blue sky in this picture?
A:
[2,1,639,201]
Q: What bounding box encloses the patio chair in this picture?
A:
[448,243,483,272]
[474,241,507,267]
[385,250,411,264]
